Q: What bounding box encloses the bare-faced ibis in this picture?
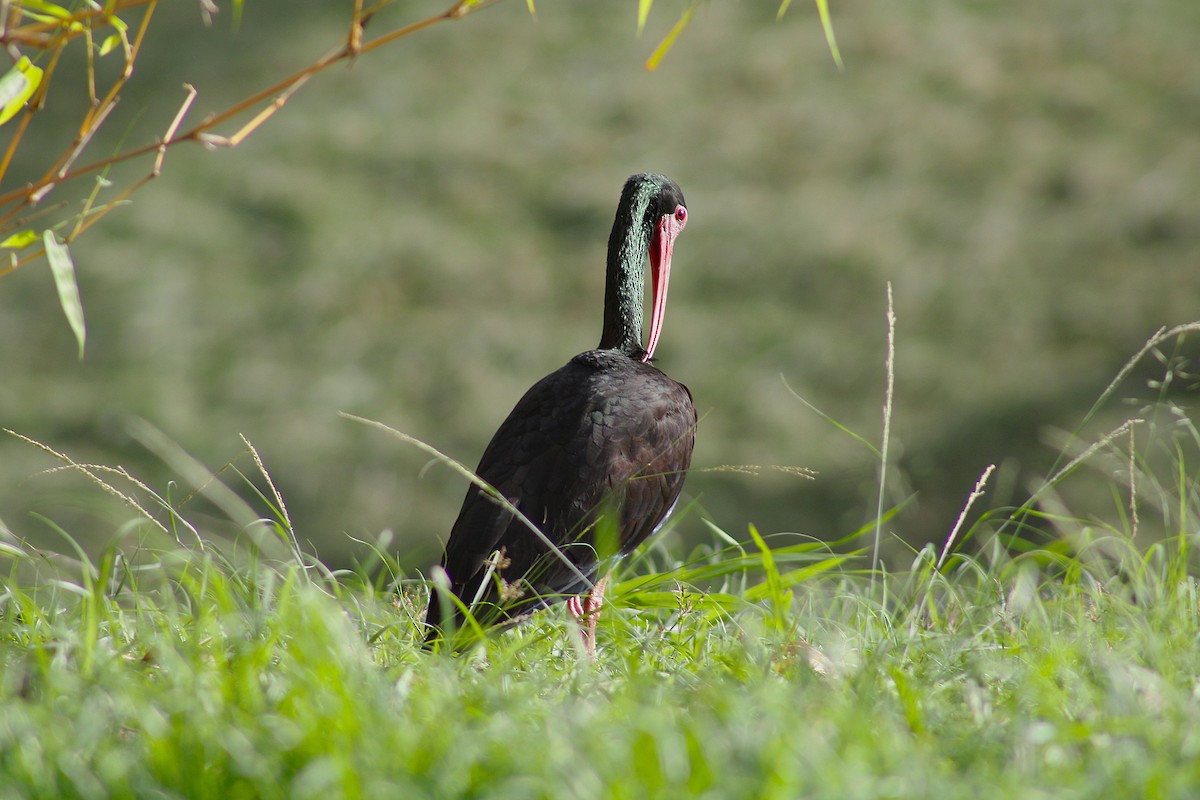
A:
[424,173,696,653]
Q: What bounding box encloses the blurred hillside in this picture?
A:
[2,0,1198,567]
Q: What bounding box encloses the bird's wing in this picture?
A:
[434,356,696,625]
[435,361,596,615]
[608,375,696,556]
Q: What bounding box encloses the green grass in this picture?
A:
[5,3,1200,795]
[5,371,1200,798]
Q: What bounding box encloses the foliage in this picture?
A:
[5,334,1200,795]
[1,520,1198,797]
[0,0,833,350]
[2,5,1197,788]
[0,0,487,348]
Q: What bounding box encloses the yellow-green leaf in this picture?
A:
[1,229,38,249]
[779,0,843,70]
[637,0,653,35]
[0,57,44,127]
[44,230,86,359]
[22,12,84,31]
[99,33,121,56]
[20,0,72,19]
[19,0,86,31]
[813,0,843,70]
[644,1,696,71]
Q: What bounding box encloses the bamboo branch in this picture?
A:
[0,0,490,273]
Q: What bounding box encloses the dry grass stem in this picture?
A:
[1128,424,1138,540]
[340,412,595,592]
[1046,418,1145,492]
[3,428,170,536]
[872,282,896,582]
[937,464,995,570]
[700,464,817,479]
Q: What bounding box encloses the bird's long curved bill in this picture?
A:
[643,213,686,362]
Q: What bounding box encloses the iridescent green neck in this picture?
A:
[597,175,667,356]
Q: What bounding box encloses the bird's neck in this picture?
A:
[597,193,654,357]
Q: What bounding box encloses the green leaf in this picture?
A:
[782,374,878,456]
[19,0,85,30]
[742,555,852,601]
[778,0,843,70]
[747,523,791,629]
[1,229,38,249]
[20,0,72,19]
[44,230,87,359]
[636,0,653,35]
[0,57,44,127]
[99,33,121,56]
[644,1,697,71]
[98,10,130,56]
[813,0,843,70]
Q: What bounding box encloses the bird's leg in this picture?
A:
[567,574,610,656]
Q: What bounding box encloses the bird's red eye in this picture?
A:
[674,206,687,223]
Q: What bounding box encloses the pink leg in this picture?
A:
[567,574,610,656]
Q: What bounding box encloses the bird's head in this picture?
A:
[642,177,686,363]
[601,173,688,360]
[619,174,687,362]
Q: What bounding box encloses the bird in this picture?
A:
[423,173,696,654]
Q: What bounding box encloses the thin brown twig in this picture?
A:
[200,70,315,149]
[0,246,43,277]
[0,104,35,186]
[3,0,152,41]
[0,0,489,279]
[66,80,198,240]
[153,83,198,176]
[0,81,197,275]
[84,20,96,106]
[350,0,365,54]
[68,0,154,187]
[0,0,484,220]
[21,41,73,190]
[64,83,193,243]
[57,97,119,180]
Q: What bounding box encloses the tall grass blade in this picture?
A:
[126,418,261,533]
[748,523,789,631]
[340,413,593,592]
[781,375,880,458]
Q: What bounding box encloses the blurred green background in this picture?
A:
[2,0,1198,568]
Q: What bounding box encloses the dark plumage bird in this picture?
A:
[424,173,696,653]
